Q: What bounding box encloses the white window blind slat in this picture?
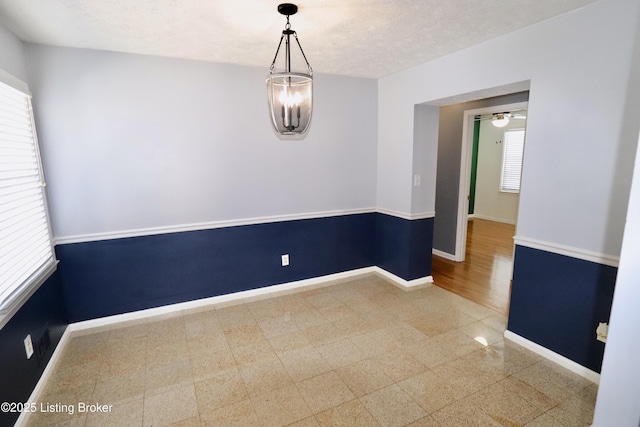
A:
[0,93,27,106]
[1,225,49,261]
[0,182,42,199]
[0,147,36,157]
[1,251,50,288]
[0,95,28,111]
[0,78,55,315]
[0,101,32,121]
[0,153,37,163]
[500,129,525,193]
[0,213,45,240]
[0,124,30,136]
[1,188,43,209]
[1,209,45,236]
[0,177,40,191]
[0,107,29,125]
[0,165,39,175]
[0,127,35,138]
[0,244,51,301]
[1,237,49,265]
[0,157,36,167]
[0,170,40,181]
[1,204,46,226]
[0,227,50,288]
[1,238,50,273]
[0,134,36,146]
[0,108,33,128]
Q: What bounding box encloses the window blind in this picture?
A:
[501,128,525,193]
[0,80,55,314]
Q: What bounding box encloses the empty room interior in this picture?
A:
[1,0,640,426]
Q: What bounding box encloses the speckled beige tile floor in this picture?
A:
[27,274,597,427]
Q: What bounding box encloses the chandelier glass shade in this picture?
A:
[267,4,313,136]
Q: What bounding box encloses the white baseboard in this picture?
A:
[69,267,374,332]
[372,267,433,290]
[504,330,600,384]
[69,267,431,333]
[432,249,456,261]
[15,330,72,427]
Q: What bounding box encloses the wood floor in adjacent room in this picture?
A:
[432,218,516,316]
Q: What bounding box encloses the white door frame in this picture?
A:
[454,101,528,262]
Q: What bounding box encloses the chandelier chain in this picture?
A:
[268,19,312,75]
[269,34,286,73]
[293,33,313,75]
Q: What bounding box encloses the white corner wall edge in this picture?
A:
[14,265,432,426]
[504,330,601,384]
[514,236,620,267]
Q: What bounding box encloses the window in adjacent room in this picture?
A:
[0,73,56,327]
[500,128,525,193]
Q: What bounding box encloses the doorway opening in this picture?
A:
[432,100,528,315]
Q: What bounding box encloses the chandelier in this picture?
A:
[266,3,313,136]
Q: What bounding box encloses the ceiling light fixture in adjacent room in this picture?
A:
[491,113,510,128]
[266,3,313,136]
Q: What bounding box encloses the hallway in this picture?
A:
[432,219,515,316]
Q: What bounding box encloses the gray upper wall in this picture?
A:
[25,45,379,239]
[378,0,640,258]
[4,0,640,259]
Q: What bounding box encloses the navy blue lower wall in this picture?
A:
[376,214,433,281]
[508,245,617,373]
[0,270,68,427]
[0,211,435,425]
[6,215,620,426]
[57,213,378,322]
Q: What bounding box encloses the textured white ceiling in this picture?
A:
[0,0,597,78]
